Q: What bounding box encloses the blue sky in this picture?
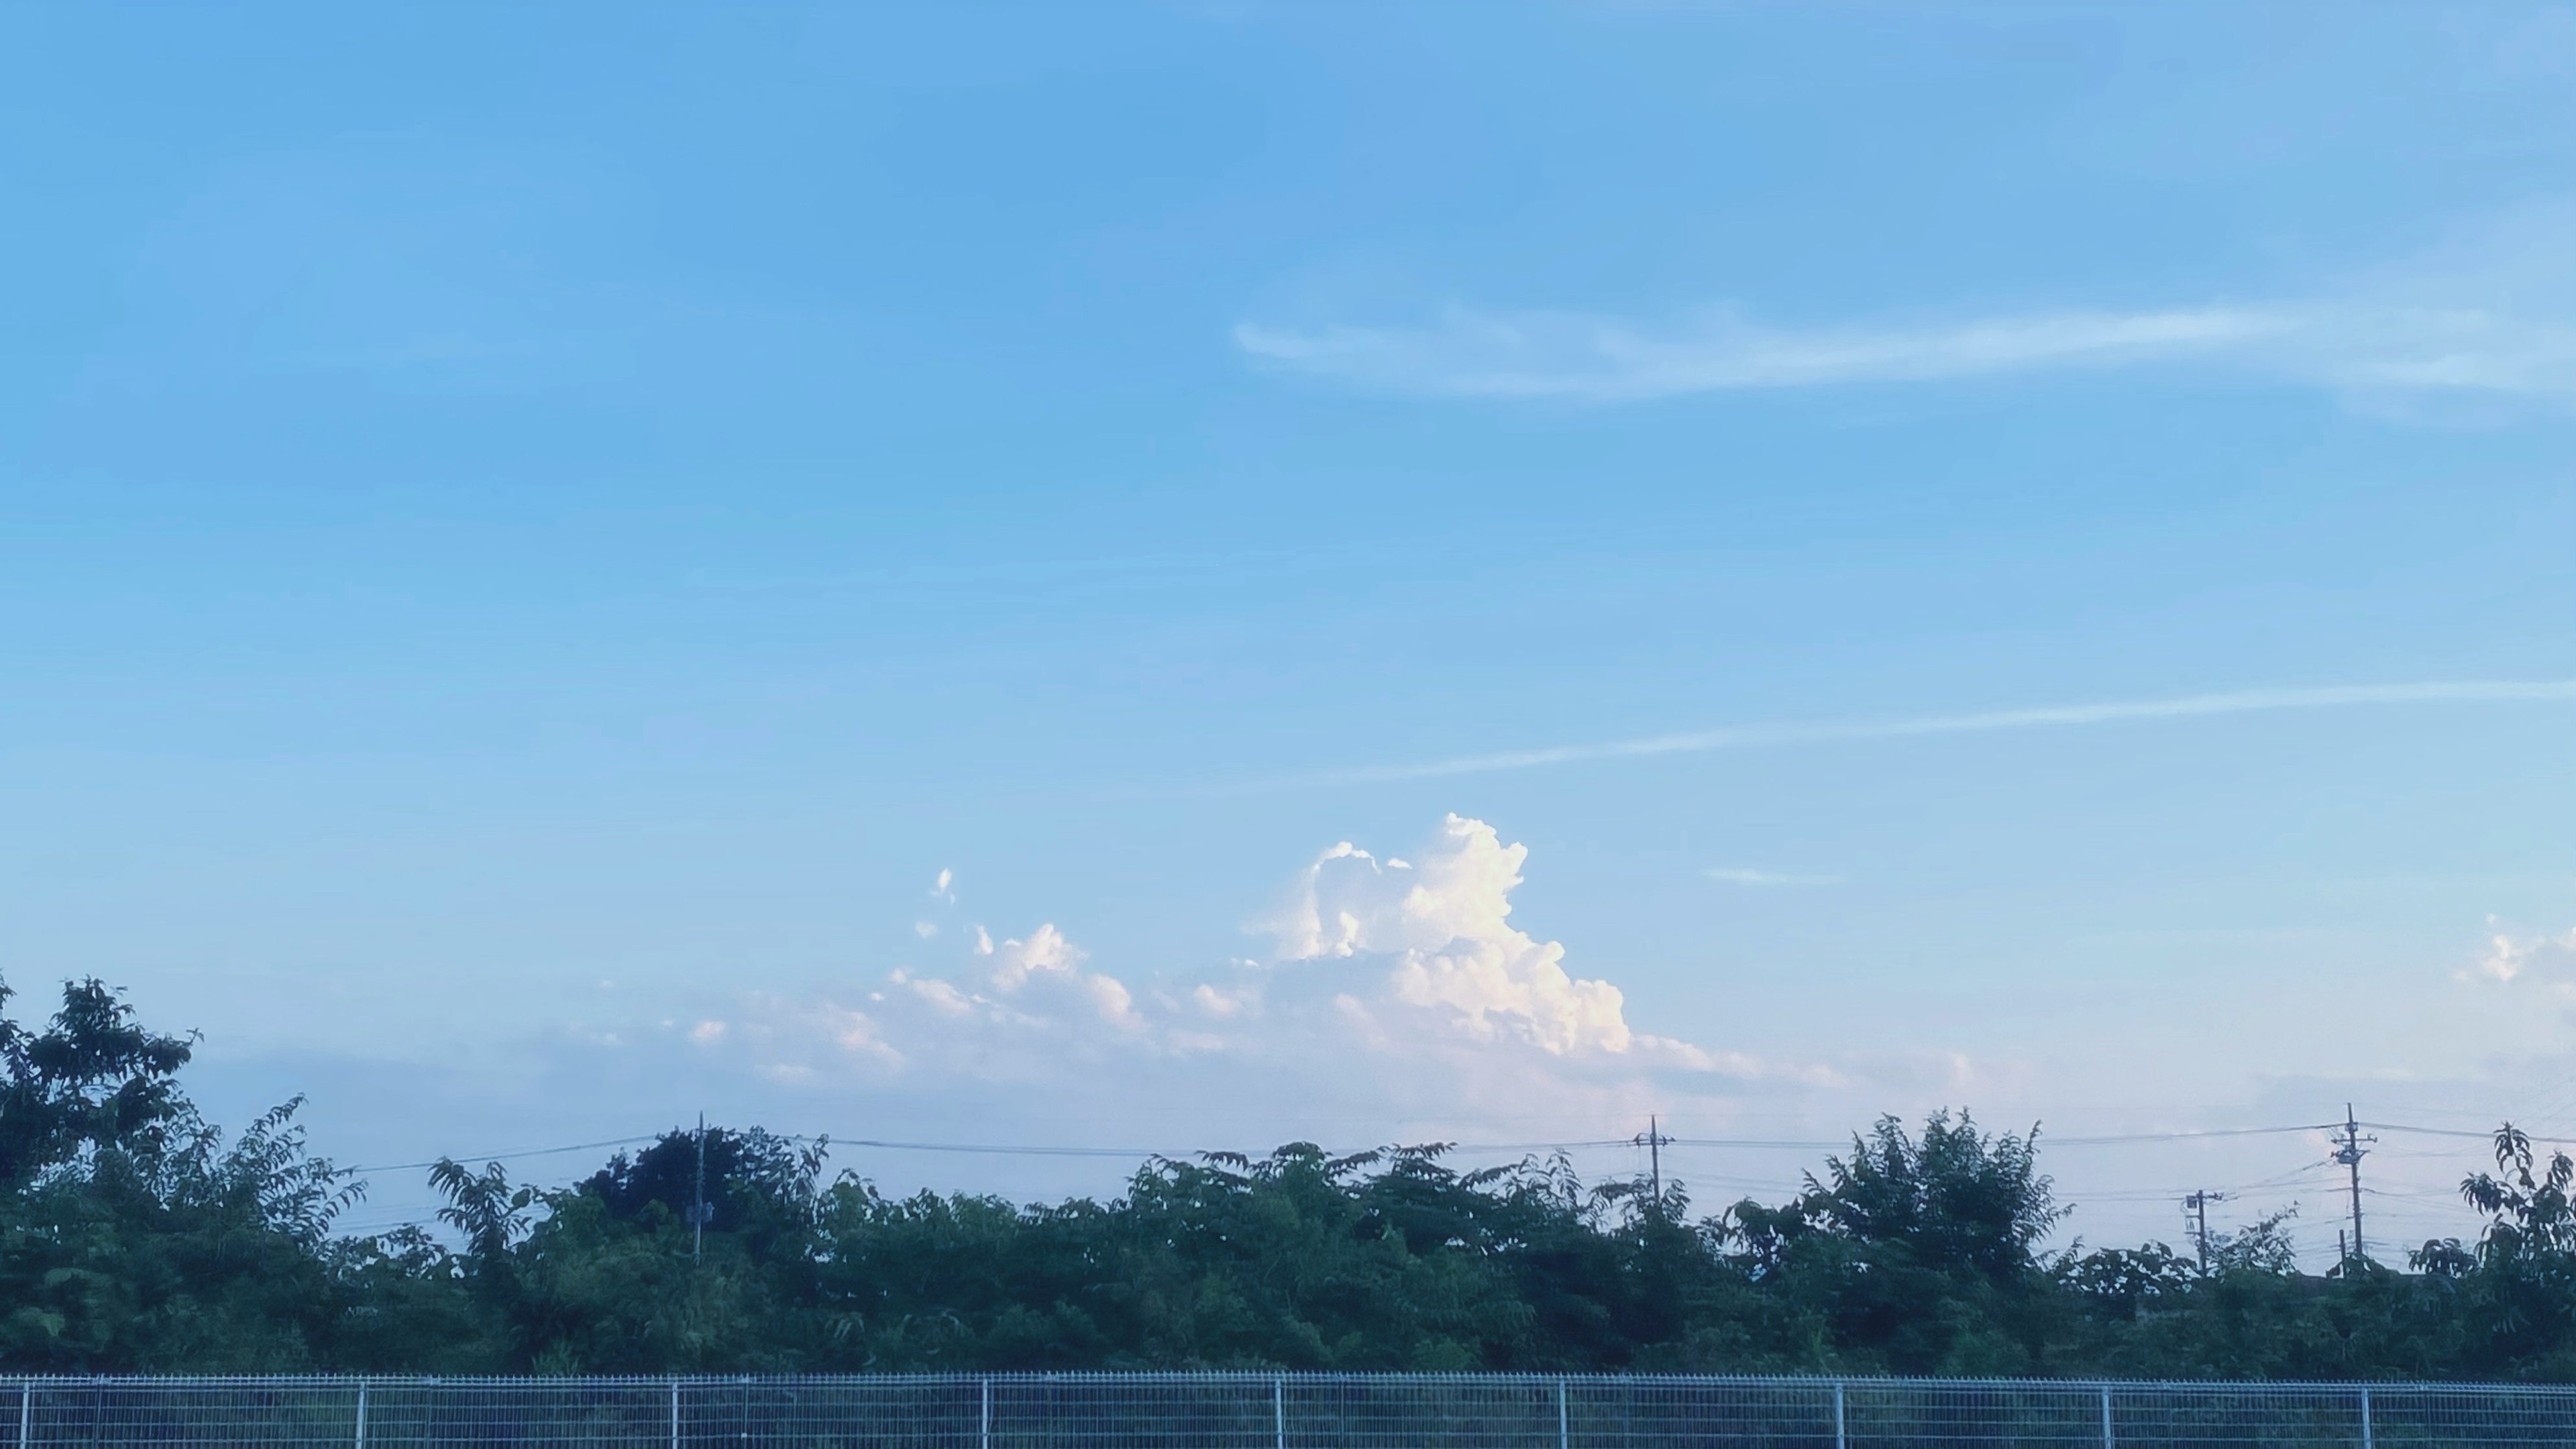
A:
[4,3,2573,1259]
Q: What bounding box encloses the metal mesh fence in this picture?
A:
[1,1376,2569,1449]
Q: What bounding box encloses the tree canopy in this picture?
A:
[0,975,2567,1378]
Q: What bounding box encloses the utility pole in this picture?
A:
[2332,1104,2373,1267]
[692,1112,708,1265]
[2182,1190,2226,1271]
[1632,1115,1673,1212]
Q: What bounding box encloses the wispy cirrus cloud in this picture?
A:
[1234,301,2576,405]
[1240,202,2576,405]
[1705,867,1842,888]
[1294,680,2576,786]
[1236,306,2292,401]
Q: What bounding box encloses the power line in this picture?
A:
[327,1116,2516,1189]
[343,1134,661,1176]
[2047,1124,2337,1145]
[1660,1124,2339,1151]
[316,1107,2503,1274]
[1653,1137,1840,1150]
[2362,1120,2576,1145]
[810,1136,1172,1158]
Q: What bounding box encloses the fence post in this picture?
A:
[1273,1377,1285,1449]
[17,1381,27,1449]
[1556,1379,1568,1449]
[2099,1385,2113,1449]
[668,1379,680,1449]
[981,1377,993,1449]
[2359,1387,2373,1449]
[1832,1383,1845,1449]
[354,1381,368,1449]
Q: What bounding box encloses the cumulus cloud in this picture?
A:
[1275,814,1652,1057]
[2470,922,2576,984]
[984,923,1078,991]
[914,923,1144,1028]
[1191,982,1257,1018]
[674,816,1846,1133]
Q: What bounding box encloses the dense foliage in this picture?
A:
[3,976,2571,1378]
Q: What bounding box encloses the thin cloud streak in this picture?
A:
[1705,868,1842,888]
[1236,307,2288,400]
[1302,680,2576,786]
[1236,303,2576,404]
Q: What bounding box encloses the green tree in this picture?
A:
[0,976,362,1369]
[2411,1124,2576,1376]
[1725,1112,2068,1374]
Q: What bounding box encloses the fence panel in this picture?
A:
[362,1381,667,1449]
[1287,1375,1561,1449]
[2107,1381,2360,1449]
[2363,1385,2576,1449]
[1839,1380,2099,1449]
[5,1376,2576,1449]
[1568,1377,1837,1449]
[994,1376,1279,1449]
[23,1381,356,1449]
[684,1378,981,1449]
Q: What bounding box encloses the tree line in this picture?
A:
[4,975,2573,1378]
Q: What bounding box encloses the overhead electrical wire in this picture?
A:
[320,1135,2493,1250]
[2362,1120,2576,1145]
[321,1114,2514,1261]
[344,1134,662,1176]
[336,1120,2510,1179]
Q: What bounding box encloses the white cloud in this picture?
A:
[2470,922,2576,984]
[1293,680,2576,787]
[808,1002,896,1059]
[1238,208,2576,411]
[1705,867,1842,888]
[913,920,938,939]
[666,816,1848,1138]
[894,969,975,1017]
[1191,982,1257,1018]
[1274,814,1646,1057]
[984,923,1080,991]
[930,868,955,903]
[1240,303,2576,406]
[913,922,1146,1028]
[1083,973,1140,1028]
[1238,306,2291,402]
[688,992,905,1075]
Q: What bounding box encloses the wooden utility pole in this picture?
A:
[692,1112,708,1264]
[1632,1116,1673,1210]
[2183,1189,2226,1270]
[2332,1105,2373,1266]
